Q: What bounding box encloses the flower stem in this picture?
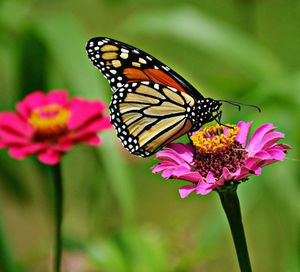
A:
[218,184,252,272]
[52,163,63,272]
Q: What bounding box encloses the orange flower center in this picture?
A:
[190,124,247,178]
[190,124,240,153]
[28,104,71,141]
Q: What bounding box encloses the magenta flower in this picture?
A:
[0,90,111,165]
[152,121,291,198]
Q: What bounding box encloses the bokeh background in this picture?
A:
[0,0,299,271]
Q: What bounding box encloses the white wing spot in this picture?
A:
[121,48,129,53]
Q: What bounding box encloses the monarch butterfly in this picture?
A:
[86,37,222,157]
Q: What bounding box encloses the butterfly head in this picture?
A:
[191,98,222,130]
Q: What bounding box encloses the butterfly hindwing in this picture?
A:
[110,81,195,157]
[86,37,204,98]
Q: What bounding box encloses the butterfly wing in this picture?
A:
[86,37,204,99]
[110,81,195,157]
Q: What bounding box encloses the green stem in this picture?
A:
[52,163,63,272]
[218,184,252,272]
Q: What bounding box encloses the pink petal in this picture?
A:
[206,172,216,184]
[236,121,253,147]
[177,171,202,183]
[167,143,194,163]
[260,132,285,150]
[51,141,73,152]
[195,180,215,195]
[245,157,261,169]
[238,166,260,179]
[81,135,101,146]
[195,173,222,195]
[171,166,192,177]
[277,144,292,150]
[0,112,33,137]
[0,141,5,148]
[152,162,177,173]
[244,158,262,175]
[47,90,68,105]
[247,123,276,156]
[68,99,106,130]
[156,149,189,166]
[179,185,196,198]
[16,102,30,119]
[253,151,271,160]
[222,167,235,180]
[0,129,30,145]
[38,149,61,165]
[70,116,111,140]
[8,143,45,159]
[161,165,190,179]
[19,91,46,111]
[268,149,286,161]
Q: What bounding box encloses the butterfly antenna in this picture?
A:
[219,100,261,112]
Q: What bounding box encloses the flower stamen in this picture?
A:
[28,104,71,141]
[190,124,247,177]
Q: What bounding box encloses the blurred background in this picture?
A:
[0,0,299,271]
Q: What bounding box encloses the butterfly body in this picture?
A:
[86,37,222,157]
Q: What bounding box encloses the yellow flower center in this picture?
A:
[190,124,239,153]
[28,104,71,141]
[190,124,246,178]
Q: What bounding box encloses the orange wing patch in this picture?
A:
[123,68,186,93]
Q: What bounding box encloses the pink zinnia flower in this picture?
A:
[152,121,291,198]
[0,90,111,165]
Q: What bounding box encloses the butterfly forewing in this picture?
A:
[109,82,195,157]
[86,37,204,98]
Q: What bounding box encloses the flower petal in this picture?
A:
[236,121,253,147]
[253,151,271,160]
[177,171,202,183]
[222,167,235,181]
[68,99,106,130]
[156,148,189,166]
[0,112,33,138]
[152,161,177,173]
[161,165,190,179]
[47,90,68,106]
[179,185,196,198]
[167,143,194,163]
[267,149,286,161]
[38,149,61,165]
[8,143,45,159]
[81,135,102,146]
[260,132,285,150]
[247,123,276,155]
[70,116,111,140]
[18,91,46,112]
[195,181,215,195]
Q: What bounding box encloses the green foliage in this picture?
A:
[0,0,299,271]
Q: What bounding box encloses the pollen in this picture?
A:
[28,104,71,141]
[190,124,247,178]
[190,124,239,153]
